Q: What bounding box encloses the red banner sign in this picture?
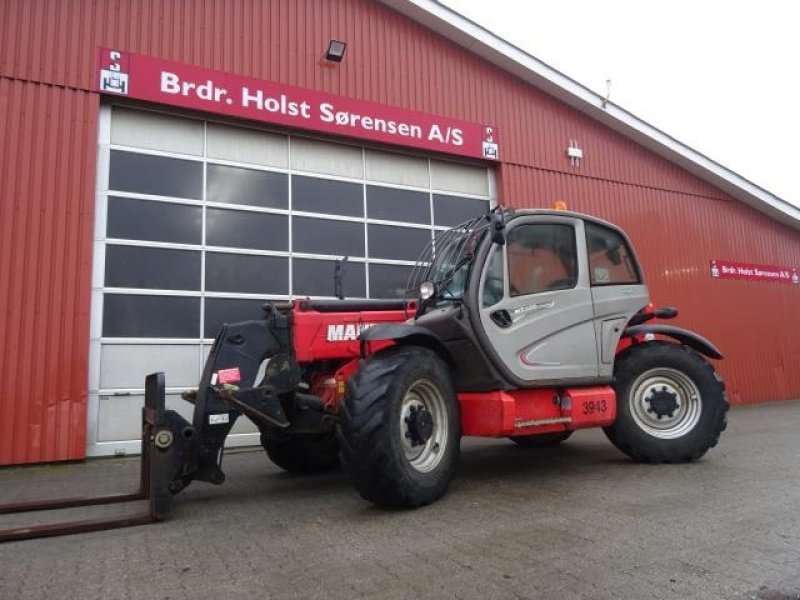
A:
[710,260,799,285]
[96,48,499,161]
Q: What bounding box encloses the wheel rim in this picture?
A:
[628,368,702,439]
[399,379,448,473]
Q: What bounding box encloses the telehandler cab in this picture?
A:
[0,208,727,540]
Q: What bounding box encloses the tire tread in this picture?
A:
[604,342,729,463]
[338,346,459,508]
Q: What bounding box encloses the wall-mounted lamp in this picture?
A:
[325,40,347,63]
[566,139,583,167]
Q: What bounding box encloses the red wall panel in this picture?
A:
[0,77,97,464]
[0,0,797,463]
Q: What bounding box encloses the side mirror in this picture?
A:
[490,211,506,246]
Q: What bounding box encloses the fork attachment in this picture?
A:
[0,372,187,543]
[0,306,295,542]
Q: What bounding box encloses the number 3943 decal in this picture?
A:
[582,399,608,415]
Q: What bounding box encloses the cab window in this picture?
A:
[585,222,641,285]
[481,245,505,307]
[506,224,577,296]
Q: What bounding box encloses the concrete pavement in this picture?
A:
[1,401,799,600]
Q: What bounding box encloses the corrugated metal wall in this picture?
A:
[0,0,797,463]
[0,78,97,463]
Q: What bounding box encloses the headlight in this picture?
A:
[419,281,435,300]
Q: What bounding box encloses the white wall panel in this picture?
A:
[290,137,363,178]
[97,393,186,441]
[430,159,489,196]
[111,107,204,156]
[365,149,429,187]
[97,393,257,442]
[100,344,201,389]
[207,123,288,168]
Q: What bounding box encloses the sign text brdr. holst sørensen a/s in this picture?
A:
[161,72,458,144]
[710,260,799,285]
[97,48,499,161]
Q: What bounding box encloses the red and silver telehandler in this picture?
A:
[0,208,727,541]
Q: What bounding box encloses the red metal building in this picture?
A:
[1,0,798,465]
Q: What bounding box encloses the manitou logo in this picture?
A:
[326,323,376,342]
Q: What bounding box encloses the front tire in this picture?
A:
[338,346,460,508]
[604,341,728,463]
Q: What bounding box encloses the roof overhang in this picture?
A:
[380,0,800,231]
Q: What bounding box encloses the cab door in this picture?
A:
[476,216,599,385]
[584,220,649,378]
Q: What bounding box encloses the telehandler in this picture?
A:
[0,208,727,540]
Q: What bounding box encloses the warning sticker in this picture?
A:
[217,367,241,384]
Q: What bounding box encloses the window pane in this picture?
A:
[103,295,200,338]
[366,186,430,224]
[293,259,366,298]
[206,164,288,209]
[367,225,430,261]
[482,246,505,307]
[292,217,364,257]
[107,196,202,244]
[204,298,271,338]
[205,252,288,294]
[292,176,363,217]
[109,150,202,199]
[433,194,489,226]
[369,263,414,299]
[104,245,201,290]
[507,224,577,296]
[585,222,641,285]
[206,208,288,251]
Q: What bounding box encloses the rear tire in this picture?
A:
[338,346,460,508]
[604,341,728,463]
[261,431,340,474]
[509,431,573,447]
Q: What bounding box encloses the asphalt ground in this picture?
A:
[1,401,799,600]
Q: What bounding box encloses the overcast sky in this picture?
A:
[441,0,800,209]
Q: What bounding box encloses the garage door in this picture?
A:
[88,105,493,456]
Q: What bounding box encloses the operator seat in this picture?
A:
[508,242,572,295]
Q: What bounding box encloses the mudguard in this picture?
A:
[359,324,455,367]
[622,324,723,360]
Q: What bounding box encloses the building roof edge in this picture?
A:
[380,0,800,230]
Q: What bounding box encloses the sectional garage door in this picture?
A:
[88,105,493,456]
